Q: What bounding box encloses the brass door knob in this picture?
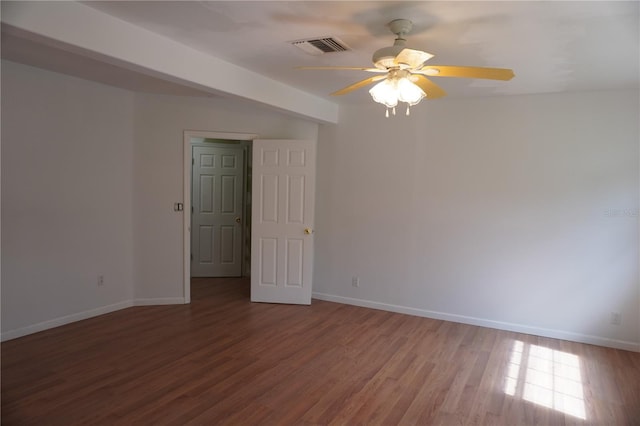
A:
[235,217,241,224]
[304,228,314,235]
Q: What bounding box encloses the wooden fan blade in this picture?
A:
[296,66,385,73]
[412,75,447,99]
[331,75,387,96]
[418,66,515,80]
[394,48,434,69]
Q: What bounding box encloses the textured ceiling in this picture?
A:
[3,1,639,104]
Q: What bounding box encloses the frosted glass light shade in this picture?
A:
[369,76,425,108]
[369,79,398,108]
[397,78,425,105]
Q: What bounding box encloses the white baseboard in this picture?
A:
[312,292,640,353]
[133,297,186,306]
[5,292,636,352]
[1,297,186,342]
[1,300,134,342]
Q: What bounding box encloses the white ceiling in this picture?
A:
[3,1,639,104]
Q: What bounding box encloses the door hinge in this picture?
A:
[190,253,193,261]
[191,206,194,214]
[192,158,195,165]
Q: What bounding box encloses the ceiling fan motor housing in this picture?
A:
[372,38,407,69]
[372,19,413,69]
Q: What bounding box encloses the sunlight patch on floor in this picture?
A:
[505,340,586,420]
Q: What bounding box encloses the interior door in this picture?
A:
[191,145,244,277]
[251,139,315,304]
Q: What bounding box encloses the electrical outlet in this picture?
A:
[98,275,105,287]
[352,276,360,288]
[610,312,622,325]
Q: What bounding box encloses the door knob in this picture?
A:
[304,228,314,235]
[235,217,241,224]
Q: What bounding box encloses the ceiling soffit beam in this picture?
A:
[1,1,338,124]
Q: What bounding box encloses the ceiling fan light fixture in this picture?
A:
[369,72,426,113]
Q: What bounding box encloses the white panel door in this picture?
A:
[191,145,244,277]
[251,139,315,304]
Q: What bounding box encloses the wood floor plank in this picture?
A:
[2,277,639,425]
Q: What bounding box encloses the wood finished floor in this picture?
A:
[2,277,639,425]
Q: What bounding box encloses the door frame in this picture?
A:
[182,130,257,303]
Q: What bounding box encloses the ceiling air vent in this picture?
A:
[291,37,350,56]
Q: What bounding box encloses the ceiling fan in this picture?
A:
[298,19,515,116]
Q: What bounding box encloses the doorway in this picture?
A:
[191,142,248,277]
[183,131,257,303]
[182,132,317,305]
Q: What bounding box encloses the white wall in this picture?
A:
[1,61,135,337]
[132,94,319,301]
[4,57,637,351]
[1,60,321,338]
[314,90,640,351]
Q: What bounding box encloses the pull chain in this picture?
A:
[384,104,416,117]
